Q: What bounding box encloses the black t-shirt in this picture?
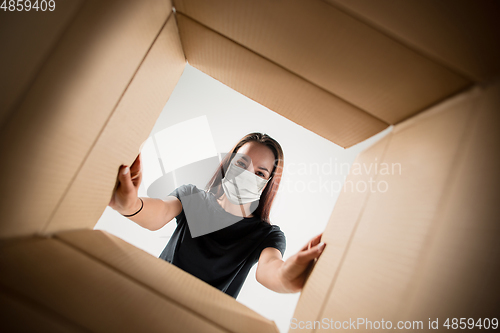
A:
[158,184,286,298]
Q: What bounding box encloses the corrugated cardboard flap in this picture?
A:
[0,0,177,239]
[292,80,500,332]
[0,229,279,333]
[176,12,389,149]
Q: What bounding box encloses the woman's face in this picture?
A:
[233,141,275,185]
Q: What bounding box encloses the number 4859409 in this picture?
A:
[443,318,498,330]
[1,0,56,11]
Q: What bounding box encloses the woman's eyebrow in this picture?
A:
[258,166,270,173]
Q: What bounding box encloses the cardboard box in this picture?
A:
[0,229,279,332]
[1,0,499,331]
[293,81,500,331]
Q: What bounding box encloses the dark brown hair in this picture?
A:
[205,132,284,224]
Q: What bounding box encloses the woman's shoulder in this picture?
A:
[257,221,285,237]
[264,222,282,231]
[168,183,206,198]
[179,183,201,193]
[256,222,286,258]
[270,224,285,237]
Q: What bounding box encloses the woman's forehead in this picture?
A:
[237,142,275,165]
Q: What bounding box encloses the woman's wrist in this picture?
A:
[120,197,143,217]
[277,263,299,293]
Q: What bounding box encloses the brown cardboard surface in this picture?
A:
[320,90,474,322]
[55,229,279,333]
[0,0,84,126]
[177,13,388,148]
[174,0,470,124]
[43,13,186,234]
[292,81,500,332]
[398,81,500,321]
[0,287,87,332]
[0,235,228,332]
[0,0,172,239]
[326,0,500,82]
[292,133,392,325]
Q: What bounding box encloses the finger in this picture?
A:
[296,242,326,264]
[301,241,311,252]
[118,165,134,193]
[130,155,142,187]
[300,233,323,251]
[311,233,322,247]
[130,154,142,178]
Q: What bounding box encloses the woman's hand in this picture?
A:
[109,154,143,215]
[278,233,325,293]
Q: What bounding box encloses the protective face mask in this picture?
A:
[221,160,271,205]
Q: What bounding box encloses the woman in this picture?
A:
[109,132,325,298]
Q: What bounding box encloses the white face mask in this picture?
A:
[221,159,271,205]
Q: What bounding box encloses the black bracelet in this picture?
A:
[122,198,144,217]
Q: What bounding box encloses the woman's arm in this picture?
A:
[109,154,182,231]
[256,233,325,293]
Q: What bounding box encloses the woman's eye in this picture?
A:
[236,160,246,168]
[257,172,266,179]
